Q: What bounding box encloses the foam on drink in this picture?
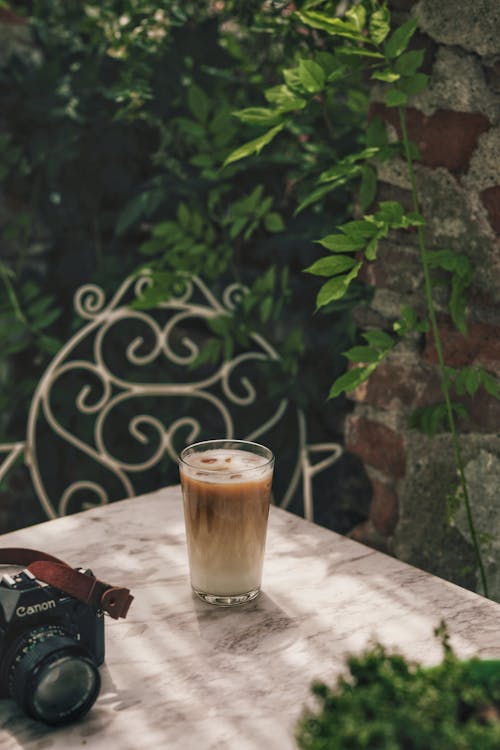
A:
[181,448,271,482]
[180,447,273,597]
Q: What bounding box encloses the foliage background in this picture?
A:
[0,0,372,531]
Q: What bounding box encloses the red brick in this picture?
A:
[423,320,500,375]
[349,360,442,410]
[480,186,500,235]
[369,476,399,535]
[369,104,491,173]
[346,416,406,478]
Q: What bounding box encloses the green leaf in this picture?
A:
[372,69,400,83]
[233,107,281,125]
[177,202,190,229]
[385,89,408,107]
[255,265,276,293]
[344,345,380,364]
[393,305,417,335]
[369,5,391,44]
[359,165,378,210]
[406,211,425,226]
[316,263,362,308]
[346,4,367,32]
[188,339,222,370]
[295,181,347,215]
[283,66,304,92]
[425,250,472,277]
[26,295,53,317]
[298,59,325,93]
[265,85,306,112]
[223,124,284,166]
[294,10,366,42]
[38,335,62,355]
[264,212,285,232]
[231,184,264,215]
[340,220,378,241]
[411,402,467,436]
[187,84,211,124]
[335,49,384,69]
[376,201,404,224]
[366,117,388,148]
[465,368,480,397]
[319,148,380,183]
[305,255,358,277]
[394,49,425,76]
[0,260,14,279]
[260,296,273,323]
[450,272,471,334]
[384,17,418,59]
[317,277,349,307]
[479,370,500,399]
[400,73,429,95]
[229,216,248,239]
[317,234,365,253]
[364,236,379,261]
[406,140,421,160]
[151,220,179,240]
[328,364,376,398]
[207,315,232,335]
[32,307,61,330]
[319,164,362,185]
[115,189,164,236]
[315,52,343,76]
[190,154,214,168]
[411,403,447,437]
[296,149,379,215]
[362,329,394,350]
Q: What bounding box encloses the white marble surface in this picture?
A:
[1,485,500,749]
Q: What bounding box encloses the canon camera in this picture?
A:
[0,567,104,725]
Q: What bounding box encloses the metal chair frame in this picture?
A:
[0,273,342,522]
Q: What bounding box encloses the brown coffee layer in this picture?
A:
[180,470,272,595]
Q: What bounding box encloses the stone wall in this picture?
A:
[347,0,500,599]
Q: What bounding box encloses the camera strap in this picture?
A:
[0,547,133,619]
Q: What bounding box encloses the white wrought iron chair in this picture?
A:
[0,273,342,522]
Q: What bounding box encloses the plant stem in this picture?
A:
[398,107,489,598]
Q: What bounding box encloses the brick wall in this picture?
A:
[346,0,500,598]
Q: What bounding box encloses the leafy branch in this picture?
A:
[224,1,498,596]
[300,2,493,596]
[297,622,500,749]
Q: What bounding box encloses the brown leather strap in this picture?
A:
[0,547,133,619]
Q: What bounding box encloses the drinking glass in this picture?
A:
[179,439,274,606]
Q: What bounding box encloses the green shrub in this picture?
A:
[297,627,500,750]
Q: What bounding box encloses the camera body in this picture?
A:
[0,568,105,699]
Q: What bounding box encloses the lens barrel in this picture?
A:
[6,625,100,725]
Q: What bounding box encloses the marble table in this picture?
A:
[1,485,500,750]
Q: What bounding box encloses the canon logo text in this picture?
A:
[16,600,57,617]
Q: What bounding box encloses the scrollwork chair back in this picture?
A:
[0,274,342,522]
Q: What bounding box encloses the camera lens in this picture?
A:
[6,625,100,725]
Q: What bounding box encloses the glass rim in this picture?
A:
[179,439,274,473]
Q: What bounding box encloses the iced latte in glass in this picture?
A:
[179,440,274,606]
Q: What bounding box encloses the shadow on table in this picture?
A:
[191,591,301,656]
